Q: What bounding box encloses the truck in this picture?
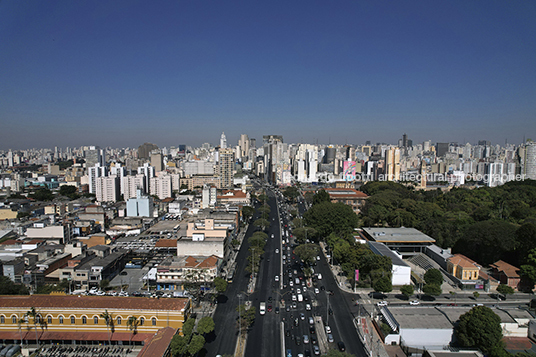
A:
[260,302,266,315]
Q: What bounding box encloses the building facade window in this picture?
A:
[12,316,16,324]
[0,316,4,324]
[94,316,98,324]
[59,316,64,324]
[47,316,52,324]
[117,317,121,325]
[152,317,156,326]
[71,316,75,324]
[82,316,87,324]
[139,317,144,326]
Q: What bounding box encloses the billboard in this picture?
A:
[343,161,357,181]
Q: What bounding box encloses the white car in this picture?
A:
[305,303,311,311]
[377,301,388,307]
[325,325,332,334]
[316,255,321,260]
[409,300,420,305]
[314,287,319,294]
[275,275,280,282]
[289,281,294,287]
[296,288,301,294]
[275,249,279,254]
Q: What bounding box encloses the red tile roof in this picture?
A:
[0,295,188,311]
[155,239,177,248]
[447,254,481,269]
[490,260,520,278]
[137,327,177,357]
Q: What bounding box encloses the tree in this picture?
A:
[424,269,444,286]
[213,277,228,294]
[236,304,256,332]
[187,334,205,356]
[496,284,515,299]
[16,317,25,347]
[30,187,54,201]
[241,206,254,222]
[283,186,300,202]
[373,276,392,293]
[293,227,317,244]
[454,306,504,357]
[423,283,442,297]
[294,244,320,266]
[400,284,414,299]
[303,201,358,238]
[253,218,270,231]
[100,309,114,345]
[182,317,195,338]
[58,185,79,199]
[127,316,139,346]
[312,189,331,205]
[197,316,215,336]
[25,307,42,346]
[0,276,28,295]
[100,279,110,290]
[170,335,188,357]
[473,291,480,300]
[520,248,536,291]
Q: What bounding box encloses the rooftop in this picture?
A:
[362,227,436,243]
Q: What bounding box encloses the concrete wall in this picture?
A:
[177,240,225,258]
[400,328,453,349]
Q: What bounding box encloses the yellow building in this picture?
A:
[447,254,481,281]
[0,295,190,345]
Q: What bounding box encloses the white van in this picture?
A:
[298,294,303,302]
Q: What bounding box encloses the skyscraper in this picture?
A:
[220,132,227,149]
[239,134,250,162]
[218,148,234,189]
[385,147,401,181]
[523,142,536,180]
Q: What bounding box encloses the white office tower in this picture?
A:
[122,174,146,200]
[88,164,107,194]
[96,176,120,203]
[137,163,155,194]
[524,142,536,180]
[150,174,172,199]
[297,160,307,182]
[202,184,217,208]
[487,162,504,187]
[110,162,126,193]
[126,189,154,217]
[220,132,227,149]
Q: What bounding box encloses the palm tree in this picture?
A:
[25,307,40,347]
[127,316,139,347]
[17,316,25,347]
[100,310,114,345]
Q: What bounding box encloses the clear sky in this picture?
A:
[1,0,535,150]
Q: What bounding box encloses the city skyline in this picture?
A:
[1,0,535,150]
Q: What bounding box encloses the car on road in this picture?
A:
[314,287,319,294]
[295,336,301,345]
[300,313,305,320]
[303,335,309,344]
[327,333,334,343]
[304,350,311,357]
[305,303,311,311]
[296,288,301,294]
[308,316,314,325]
[377,301,388,307]
[286,350,292,357]
[275,307,280,314]
[309,325,315,334]
[292,294,297,301]
[271,234,274,239]
[289,281,294,287]
[286,305,291,312]
[275,249,279,253]
[311,335,317,344]
[338,342,346,351]
[275,275,280,282]
[316,255,321,260]
[267,304,272,312]
[409,300,420,305]
[325,325,331,333]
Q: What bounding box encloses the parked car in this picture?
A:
[377,301,388,307]
[409,300,420,305]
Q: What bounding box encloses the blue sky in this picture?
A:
[1,0,535,150]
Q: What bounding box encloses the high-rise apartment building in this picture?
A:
[95,176,120,203]
[137,163,155,194]
[220,132,227,149]
[88,164,107,194]
[217,148,234,189]
[385,147,401,181]
[122,174,146,200]
[150,174,172,199]
[151,151,164,172]
[239,134,250,162]
[523,142,536,180]
[84,146,106,168]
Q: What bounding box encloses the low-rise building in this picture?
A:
[156,255,221,292]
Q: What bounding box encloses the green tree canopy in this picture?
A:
[454,306,504,357]
[0,276,28,295]
[293,227,317,244]
[325,350,357,357]
[423,283,442,296]
[182,317,195,338]
[187,334,205,356]
[196,316,215,336]
[59,185,79,199]
[496,284,515,298]
[213,277,228,294]
[303,201,358,238]
[294,244,320,265]
[253,218,270,231]
[241,206,254,221]
[30,187,54,201]
[373,275,393,293]
[424,269,444,286]
[400,284,415,299]
[236,305,256,333]
[312,189,330,205]
[283,186,300,202]
[170,335,188,357]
